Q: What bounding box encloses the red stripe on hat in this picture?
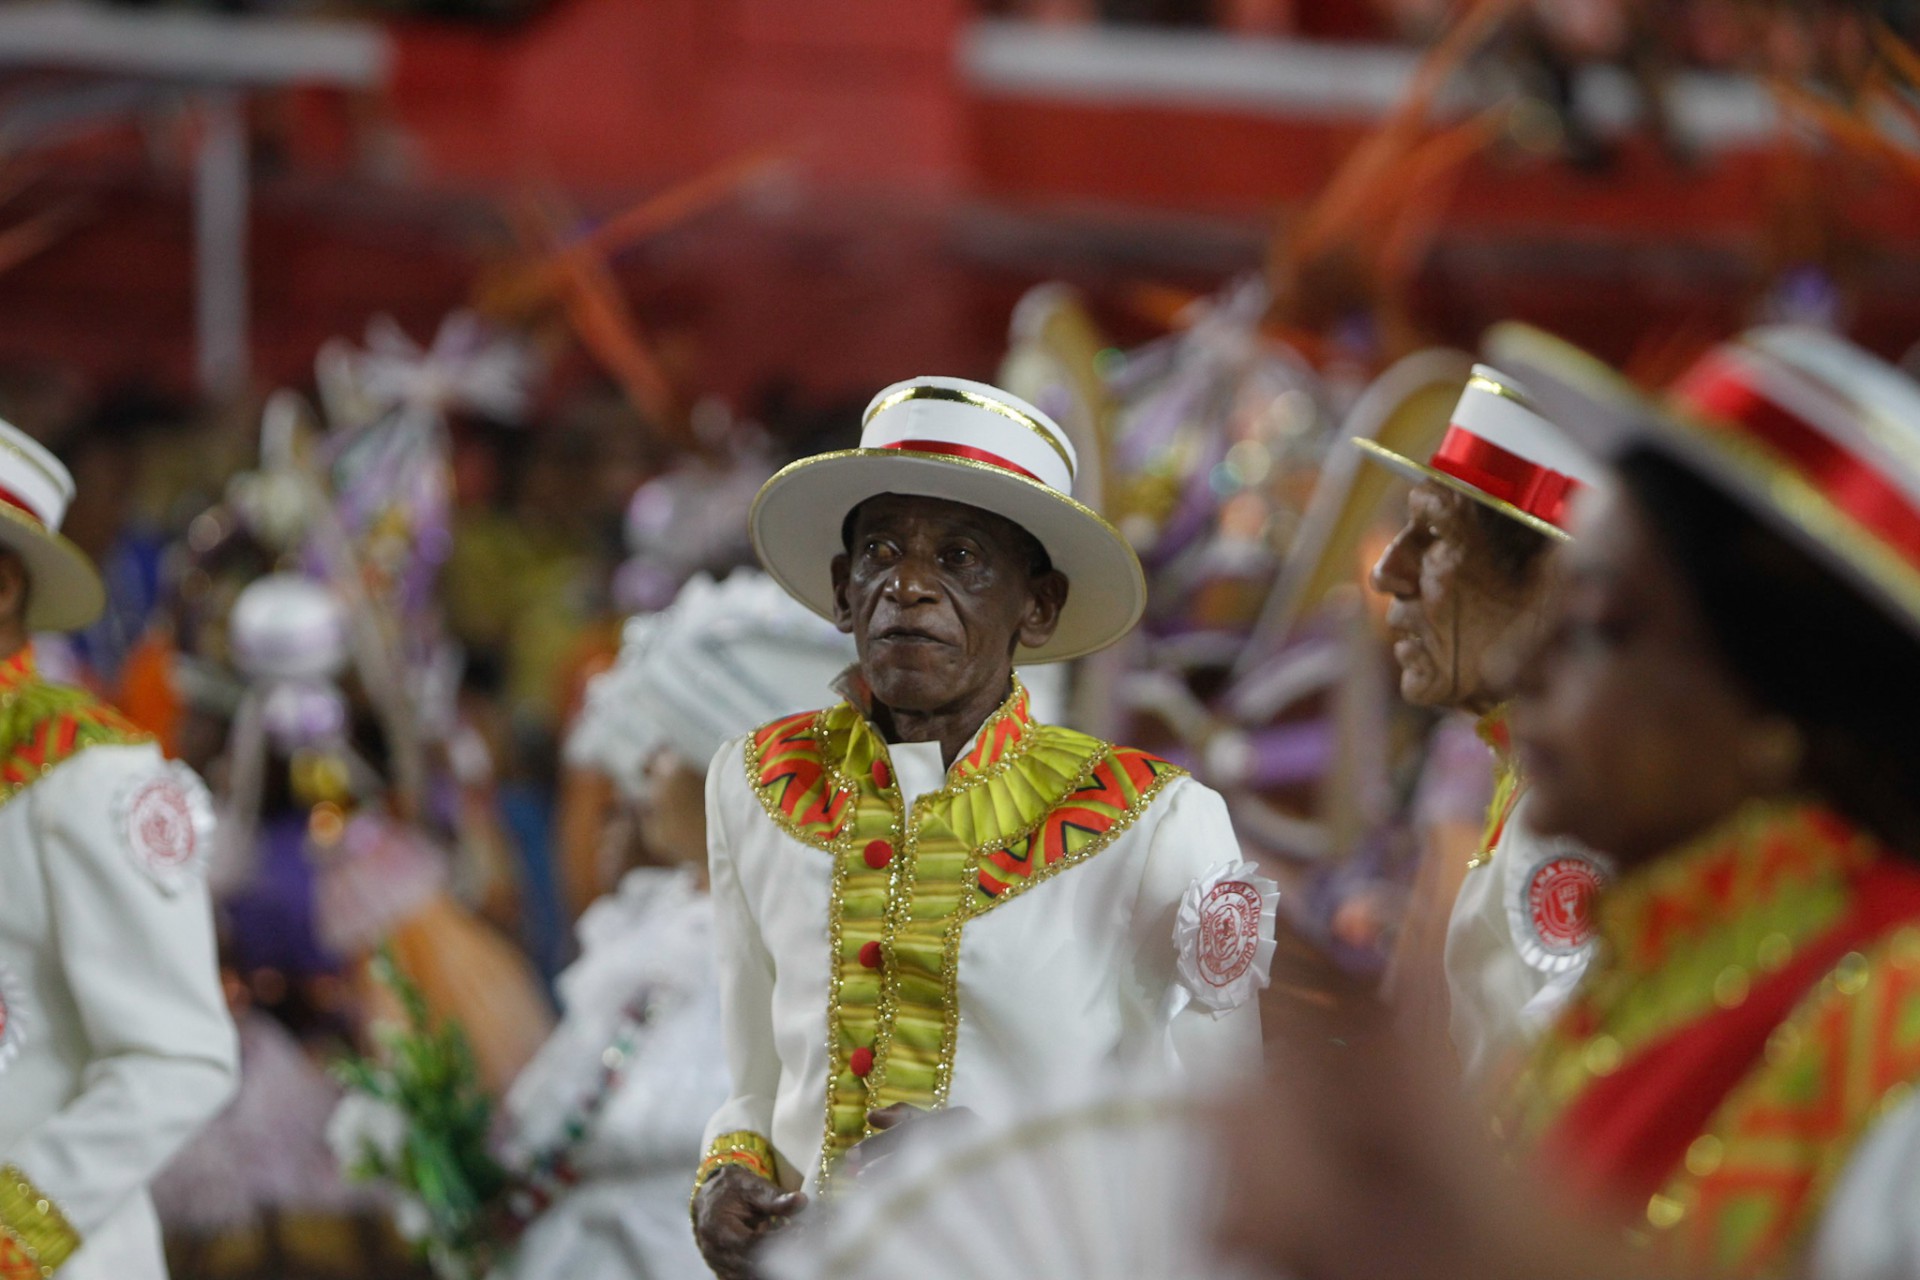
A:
[1428,426,1584,530]
[0,484,45,531]
[1674,350,1920,571]
[882,439,1044,484]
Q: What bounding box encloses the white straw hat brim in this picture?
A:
[0,504,103,632]
[749,449,1146,663]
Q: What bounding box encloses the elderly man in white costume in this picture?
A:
[691,377,1275,1279]
[1356,367,1611,1079]
[0,419,236,1279]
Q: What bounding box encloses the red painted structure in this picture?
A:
[1,0,1918,410]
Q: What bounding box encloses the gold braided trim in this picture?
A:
[815,713,905,1196]
[854,727,1110,1131]
[695,1131,778,1187]
[864,384,1075,479]
[1466,370,1539,410]
[0,1165,77,1276]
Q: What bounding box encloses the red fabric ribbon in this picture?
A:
[1674,350,1920,572]
[1428,426,1583,529]
[882,439,1043,485]
[0,484,43,530]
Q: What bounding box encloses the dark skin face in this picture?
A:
[1510,485,1801,870]
[830,493,1068,766]
[1370,483,1554,715]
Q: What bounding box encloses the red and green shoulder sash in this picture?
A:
[0,653,149,807]
[1506,802,1920,1274]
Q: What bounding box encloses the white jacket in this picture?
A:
[1444,791,1610,1081]
[700,691,1265,1196]
[0,740,238,1279]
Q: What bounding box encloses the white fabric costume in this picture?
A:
[1813,1097,1920,1280]
[1444,789,1609,1080]
[499,869,722,1280]
[700,682,1267,1196]
[0,715,237,1280]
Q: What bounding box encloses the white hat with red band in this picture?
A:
[749,375,1145,662]
[1351,364,1602,541]
[1487,321,1920,637]
[0,418,102,631]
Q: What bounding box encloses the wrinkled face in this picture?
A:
[831,494,1066,715]
[1368,482,1546,712]
[1511,485,1776,867]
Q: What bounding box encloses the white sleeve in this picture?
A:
[699,738,789,1183]
[1136,779,1264,1083]
[1811,1093,1920,1280]
[7,745,238,1240]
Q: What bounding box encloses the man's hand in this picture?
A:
[692,1165,807,1280]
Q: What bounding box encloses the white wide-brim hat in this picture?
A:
[1352,363,1602,542]
[1486,321,1920,639]
[0,422,101,632]
[750,376,1145,663]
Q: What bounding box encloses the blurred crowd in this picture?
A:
[7,2,1920,1279]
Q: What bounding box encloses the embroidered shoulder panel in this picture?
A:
[973,741,1185,905]
[744,709,855,851]
[0,681,150,807]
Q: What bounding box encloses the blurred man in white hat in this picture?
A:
[0,420,236,1279]
[691,377,1273,1279]
[1356,366,1611,1080]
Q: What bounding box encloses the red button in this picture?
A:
[863,840,893,870]
[858,940,883,969]
[871,759,891,789]
[849,1047,875,1077]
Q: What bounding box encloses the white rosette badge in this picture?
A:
[118,761,218,895]
[1173,860,1281,1016]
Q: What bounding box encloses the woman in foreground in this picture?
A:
[1220,326,1920,1280]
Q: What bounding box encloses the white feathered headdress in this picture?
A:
[565,570,857,800]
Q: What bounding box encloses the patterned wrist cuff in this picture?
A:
[0,1165,77,1277]
[695,1131,778,1188]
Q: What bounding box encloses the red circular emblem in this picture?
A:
[1197,881,1263,988]
[127,778,198,875]
[1526,856,1603,955]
